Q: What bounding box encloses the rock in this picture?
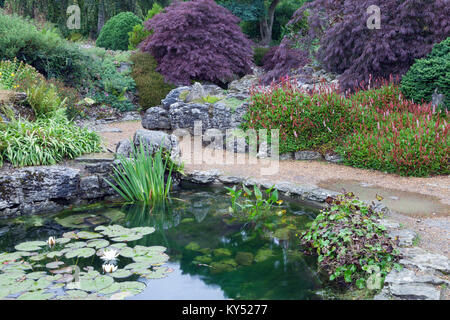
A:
[115,139,133,158]
[389,229,417,247]
[183,170,222,184]
[294,151,322,161]
[385,268,448,286]
[325,153,343,163]
[169,103,211,134]
[373,288,392,300]
[389,283,441,300]
[431,88,445,109]
[79,176,102,199]
[75,153,115,163]
[280,152,295,161]
[378,219,401,229]
[142,107,171,130]
[228,73,260,95]
[257,141,270,159]
[133,129,181,163]
[161,86,190,109]
[185,82,206,102]
[400,247,450,273]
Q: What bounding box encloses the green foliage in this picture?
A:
[300,192,400,289]
[128,3,163,50]
[106,141,175,206]
[97,12,142,51]
[130,52,174,110]
[26,83,66,118]
[0,59,41,91]
[0,110,102,167]
[253,47,271,66]
[401,37,450,111]
[242,81,355,154]
[0,13,89,86]
[226,185,283,222]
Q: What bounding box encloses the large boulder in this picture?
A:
[133,129,181,163]
[142,107,171,130]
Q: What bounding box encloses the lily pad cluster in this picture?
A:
[0,225,172,300]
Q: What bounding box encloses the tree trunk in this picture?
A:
[259,0,280,46]
[97,0,105,35]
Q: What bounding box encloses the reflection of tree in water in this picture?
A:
[121,199,322,300]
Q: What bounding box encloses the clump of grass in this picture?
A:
[0,110,102,167]
[106,141,174,206]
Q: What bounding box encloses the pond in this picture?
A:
[0,185,326,300]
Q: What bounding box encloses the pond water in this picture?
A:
[0,185,326,300]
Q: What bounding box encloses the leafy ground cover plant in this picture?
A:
[300,192,401,289]
[139,0,253,86]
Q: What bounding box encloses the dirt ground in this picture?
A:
[98,120,450,257]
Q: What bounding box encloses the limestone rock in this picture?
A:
[294,151,322,161]
[142,107,171,130]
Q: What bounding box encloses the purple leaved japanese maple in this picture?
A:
[139,0,254,86]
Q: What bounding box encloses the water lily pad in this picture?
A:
[110,291,133,300]
[18,290,55,300]
[110,234,143,242]
[132,253,169,265]
[109,268,132,279]
[14,241,46,252]
[124,262,152,271]
[29,253,47,261]
[65,247,96,259]
[62,231,79,239]
[65,290,88,298]
[56,237,71,245]
[76,231,102,240]
[98,282,121,295]
[79,275,114,292]
[46,261,65,269]
[87,239,109,249]
[0,287,10,298]
[47,250,65,259]
[118,281,146,295]
[65,241,87,249]
[141,267,173,279]
[26,271,48,280]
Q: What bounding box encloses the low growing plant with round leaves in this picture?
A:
[299,192,401,290]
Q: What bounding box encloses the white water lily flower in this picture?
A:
[102,263,118,273]
[47,236,56,248]
[100,249,120,261]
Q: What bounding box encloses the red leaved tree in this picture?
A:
[139,0,254,86]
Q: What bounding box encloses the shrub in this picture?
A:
[401,37,450,111]
[0,110,102,167]
[289,0,450,91]
[337,109,449,177]
[130,52,175,110]
[300,192,400,289]
[242,79,355,153]
[96,12,142,51]
[261,40,310,84]
[128,3,163,50]
[253,47,271,67]
[0,13,89,85]
[139,0,254,86]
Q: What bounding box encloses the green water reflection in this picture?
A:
[0,186,324,300]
